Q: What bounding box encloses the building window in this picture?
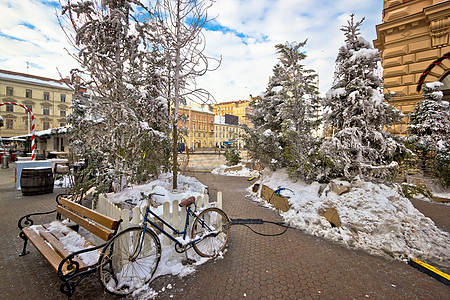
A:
[6,104,13,112]
[43,121,50,130]
[193,114,196,120]
[26,89,32,98]
[193,124,195,130]
[44,92,50,100]
[26,105,32,112]
[6,119,13,129]
[198,133,200,137]
[203,116,206,121]
[60,94,66,102]
[6,86,13,96]
[203,125,206,130]
[43,107,50,115]
[60,109,66,117]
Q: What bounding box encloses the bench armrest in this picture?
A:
[57,242,107,278]
[18,209,57,230]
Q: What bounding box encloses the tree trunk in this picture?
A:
[172,120,178,190]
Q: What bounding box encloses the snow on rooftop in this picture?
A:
[0,71,72,90]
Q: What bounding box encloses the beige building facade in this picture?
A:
[374,0,450,135]
[214,116,245,148]
[212,99,252,127]
[0,69,72,138]
[178,105,215,149]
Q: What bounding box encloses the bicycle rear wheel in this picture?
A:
[97,226,161,296]
[191,207,230,257]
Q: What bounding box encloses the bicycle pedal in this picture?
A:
[182,258,196,265]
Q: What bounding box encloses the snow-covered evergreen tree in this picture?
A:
[321,15,406,182]
[62,0,171,194]
[246,41,320,181]
[407,82,450,186]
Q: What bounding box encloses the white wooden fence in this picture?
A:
[96,192,223,246]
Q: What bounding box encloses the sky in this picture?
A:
[0,0,383,103]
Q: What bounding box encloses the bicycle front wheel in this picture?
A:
[191,207,230,257]
[97,226,161,296]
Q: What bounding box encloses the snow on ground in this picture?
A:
[212,163,260,177]
[249,169,450,269]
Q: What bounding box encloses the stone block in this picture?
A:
[383,45,408,59]
[409,40,431,53]
[319,208,341,228]
[330,181,350,195]
[384,65,408,77]
[260,185,290,212]
[409,61,432,73]
[402,74,415,85]
[384,76,402,87]
[416,49,440,62]
[384,56,403,68]
[403,54,415,64]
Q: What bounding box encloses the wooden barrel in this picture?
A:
[20,167,54,196]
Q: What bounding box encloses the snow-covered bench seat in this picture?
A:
[18,196,122,299]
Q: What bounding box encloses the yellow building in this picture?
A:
[374,0,450,135]
[212,99,252,127]
[214,115,245,148]
[0,69,72,137]
[178,105,215,149]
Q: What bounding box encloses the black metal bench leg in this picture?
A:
[19,232,30,256]
[60,281,75,300]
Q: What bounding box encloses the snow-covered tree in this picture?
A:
[151,0,220,189]
[407,82,450,186]
[321,15,406,182]
[246,41,321,181]
[61,0,171,194]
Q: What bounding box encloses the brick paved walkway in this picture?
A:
[1,165,449,299]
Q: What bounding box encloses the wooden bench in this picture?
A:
[18,195,122,299]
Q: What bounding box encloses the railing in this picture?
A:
[96,192,223,246]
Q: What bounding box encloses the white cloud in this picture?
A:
[0,0,383,102]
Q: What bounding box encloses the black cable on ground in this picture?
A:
[230,218,292,237]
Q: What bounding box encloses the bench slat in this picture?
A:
[38,225,90,270]
[22,226,68,273]
[57,206,113,241]
[59,197,119,230]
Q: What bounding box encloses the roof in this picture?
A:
[0,69,72,90]
[10,125,71,139]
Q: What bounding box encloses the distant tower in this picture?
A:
[374,0,450,136]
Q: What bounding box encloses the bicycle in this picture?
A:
[97,192,230,296]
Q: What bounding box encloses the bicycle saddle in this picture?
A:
[179,196,196,207]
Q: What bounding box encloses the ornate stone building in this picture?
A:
[0,69,72,138]
[374,0,450,135]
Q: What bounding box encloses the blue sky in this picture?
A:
[0,0,383,102]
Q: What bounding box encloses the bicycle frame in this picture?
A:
[141,204,214,247]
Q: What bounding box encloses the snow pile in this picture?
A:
[212,164,260,177]
[106,173,207,216]
[251,169,450,267]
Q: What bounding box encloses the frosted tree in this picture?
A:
[407,82,450,186]
[321,15,406,181]
[151,0,220,189]
[61,0,171,194]
[246,41,320,181]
